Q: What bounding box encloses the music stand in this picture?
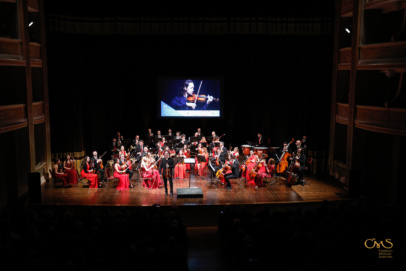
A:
[196,154,208,180]
[184,158,195,188]
[173,156,184,179]
[205,162,218,188]
[200,142,207,148]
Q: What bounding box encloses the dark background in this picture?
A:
[44,0,334,171]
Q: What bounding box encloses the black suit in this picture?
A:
[91,156,105,181]
[255,136,266,147]
[224,159,240,187]
[291,151,306,181]
[134,144,146,162]
[159,157,175,194]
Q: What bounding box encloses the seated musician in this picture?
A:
[81,156,100,188]
[156,142,164,157]
[181,144,192,171]
[145,128,154,146]
[174,131,182,140]
[209,147,225,176]
[196,128,204,140]
[120,154,134,180]
[118,146,127,159]
[114,158,130,190]
[174,149,187,179]
[156,130,162,138]
[244,150,259,183]
[53,158,69,187]
[231,147,240,160]
[91,151,105,182]
[140,154,163,189]
[289,147,307,186]
[196,146,209,176]
[200,136,208,144]
[167,128,174,139]
[223,154,240,189]
[63,154,78,185]
[169,79,214,110]
[255,158,275,188]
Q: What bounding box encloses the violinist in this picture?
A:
[159,150,175,196]
[223,154,240,189]
[120,154,134,180]
[63,154,78,185]
[255,158,275,188]
[231,147,240,160]
[156,142,164,157]
[118,146,127,159]
[245,150,259,184]
[169,79,214,110]
[114,158,130,190]
[53,158,69,187]
[81,156,100,188]
[91,151,105,182]
[140,153,162,189]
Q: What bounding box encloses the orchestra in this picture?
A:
[54,129,310,192]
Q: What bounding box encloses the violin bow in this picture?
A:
[194,80,203,105]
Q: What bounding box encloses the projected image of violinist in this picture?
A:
[159,77,221,117]
[170,79,218,110]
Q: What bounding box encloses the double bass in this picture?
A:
[276,138,294,174]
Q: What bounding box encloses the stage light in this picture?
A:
[29,21,34,27]
[345,25,352,34]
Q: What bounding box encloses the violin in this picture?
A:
[248,154,268,179]
[186,94,219,103]
[165,167,171,178]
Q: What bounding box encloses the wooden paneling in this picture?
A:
[338,47,351,69]
[0,37,22,56]
[0,104,28,133]
[365,0,406,13]
[32,101,44,124]
[359,41,406,69]
[341,0,354,17]
[29,42,41,59]
[355,105,406,135]
[336,103,350,124]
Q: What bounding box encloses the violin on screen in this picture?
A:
[186,94,219,103]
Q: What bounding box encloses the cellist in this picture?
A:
[288,147,307,186]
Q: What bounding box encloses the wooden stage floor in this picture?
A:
[41,172,349,208]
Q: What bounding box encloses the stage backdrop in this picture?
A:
[45,0,334,175]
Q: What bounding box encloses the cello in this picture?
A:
[276,138,294,174]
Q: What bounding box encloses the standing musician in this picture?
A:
[63,154,78,185]
[130,135,141,154]
[289,147,307,186]
[156,130,162,139]
[110,138,119,159]
[145,128,154,146]
[53,158,69,187]
[81,156,100,188]
[91,151,105,182]
[120,154,134,181]
[134,140,146,162]
[255,132,266,147]
[195,128,204,140]
[223,154,240,189]
[159,150,175,196]
[114,158,130,190]
[169,79,214,110]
